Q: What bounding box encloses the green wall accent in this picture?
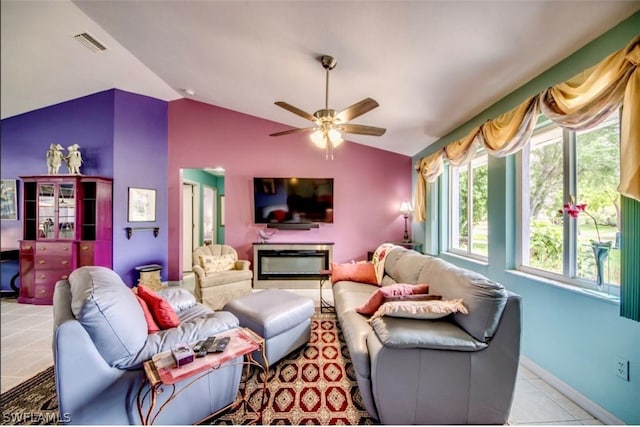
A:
[182,169,225,245]
[621,196,640,321]
[413,12,640,424]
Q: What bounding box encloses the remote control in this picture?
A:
[208,336,231,353]
[196,336,216,357]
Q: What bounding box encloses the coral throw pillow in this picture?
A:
[137,285,181,329]
[356,283,430,315]
[331,262,378,286]
[133,293,161,334]
[371,299,468,321]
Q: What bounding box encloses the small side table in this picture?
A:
[136,264,163,290]
[318,269,334,313]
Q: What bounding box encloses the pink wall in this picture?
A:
[167,99,412,280]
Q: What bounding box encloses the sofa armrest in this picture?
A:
[120,311,240,369]
[193,264,206,279]
[235,260,251,271]
[370,317,487,351]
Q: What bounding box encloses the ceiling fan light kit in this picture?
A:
[270,55,386,160]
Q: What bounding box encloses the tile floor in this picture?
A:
[0,279,603,425]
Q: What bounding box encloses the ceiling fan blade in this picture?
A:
[269,127,315,137]
[335,98,379,122]
[274,101,316,122]
[341,123,386,136]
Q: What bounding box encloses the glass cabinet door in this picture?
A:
[58,183,75,239]
[38,184,56,239]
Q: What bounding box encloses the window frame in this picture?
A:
[516,113,621,296]
[447,151,489,262]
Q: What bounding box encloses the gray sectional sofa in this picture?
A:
[332,246,522,425]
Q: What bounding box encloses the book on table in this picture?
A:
[146,328,261,385]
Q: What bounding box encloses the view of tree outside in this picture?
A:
[522,112,621,287]
[450,154,488,257]
[576,114,621,285]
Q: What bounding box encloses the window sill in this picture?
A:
[441,252,489,267]
[505,269,620,305]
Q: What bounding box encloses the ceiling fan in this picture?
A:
[270,55,386,159]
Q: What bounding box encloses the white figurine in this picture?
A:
[258,228,277,243]
[46,144,65,174]
[65,144,83,175]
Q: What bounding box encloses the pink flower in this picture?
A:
[562,197,603,243]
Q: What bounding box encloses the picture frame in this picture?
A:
[128,187,157,222]
[0,179,18,220]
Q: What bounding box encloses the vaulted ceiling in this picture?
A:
[2,1,638,156]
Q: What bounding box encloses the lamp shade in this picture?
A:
[399,201,413,216]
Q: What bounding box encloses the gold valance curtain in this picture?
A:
[415,35,640,221]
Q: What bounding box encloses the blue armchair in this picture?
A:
[53,266,243,425]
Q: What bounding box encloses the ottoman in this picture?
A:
[223,289,315,367]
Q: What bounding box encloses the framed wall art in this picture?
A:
[128,187,157,222]
[0,179,18,220]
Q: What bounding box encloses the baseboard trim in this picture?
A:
[520,356,625,425]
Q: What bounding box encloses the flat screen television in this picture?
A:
[253,177,334,224]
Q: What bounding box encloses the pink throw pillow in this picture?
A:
[133,293,161,334]
[331,262,378,286]
[356,283,430,315]
[137,285,181,329]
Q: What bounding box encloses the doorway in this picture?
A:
[182,182,199,272]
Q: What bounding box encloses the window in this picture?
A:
[518,110,621,291]
[449,152,488,258]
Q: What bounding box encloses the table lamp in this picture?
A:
[399,201,413,242]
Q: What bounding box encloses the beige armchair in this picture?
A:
[192,244,253,310]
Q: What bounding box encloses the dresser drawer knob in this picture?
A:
[38,274,46,279]
[61,260,69,265]
[81,245,89,250]
[64,247,69,251]
[39,288,46,294]
[41,247,47,251]
[38,260,46,265]
[24,245,32,250]
[61,275,69,280]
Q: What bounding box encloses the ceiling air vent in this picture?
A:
[74,32,108,53]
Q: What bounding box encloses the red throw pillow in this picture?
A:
[356,283,430,315]
[133,293,161,334]
[331,262,378,286]
[137,285,181,329]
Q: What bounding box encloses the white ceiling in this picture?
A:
[2,1,638,157]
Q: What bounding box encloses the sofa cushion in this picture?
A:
[370,316,487,351]
[417,257,507,342]
[69,266,148,367]
[157,287,197,312]
[200,269,252,287]
[137,285,181,329]
[370,298,468,320]
[383,247,431,284]
[331,262,378,286]
[356,283,430,315]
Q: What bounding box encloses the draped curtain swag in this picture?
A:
[415,35,640,221]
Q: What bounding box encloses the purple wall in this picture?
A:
[0,89,168,285]
[168,99,412,280]
[1,90,115,249]
[113,91,168,285]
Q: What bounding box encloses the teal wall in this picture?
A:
[412,13,640,424]
[182,169,225,244]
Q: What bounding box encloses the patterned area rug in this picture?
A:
[207,313,377,425]
[0,313,377,425]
